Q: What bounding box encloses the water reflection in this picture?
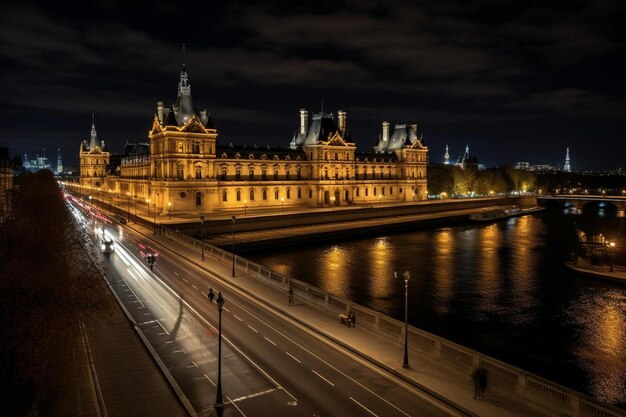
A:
[572,289,626,404]
[318,245,351,296]
[432,229,454,314]
[368,238,393,300]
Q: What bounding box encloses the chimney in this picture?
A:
[338,110,346,135]
[157,101,164,122]
[300,108,308,135]
[382,121,390,142]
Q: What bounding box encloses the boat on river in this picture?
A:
[469,206,545,222]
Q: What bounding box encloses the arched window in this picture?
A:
[334,153,338,160]
[222,189,228,202]
[221,166,227,180]
[195,192,202,206]
[193,142,200,153]
[262,188,268,200]
[248,165,255,180]
[249,188,255,201]
[297,188,302,199]
[236,189,241,201]
[324,167,329,180]
[235,165,242,180]
[274,188,279,200]
[195,164,203,179]
[177,164,184,180]
[286,188,291,199]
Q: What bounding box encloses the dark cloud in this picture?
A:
[0,0,625,169]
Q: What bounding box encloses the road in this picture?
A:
[69,197,458,417]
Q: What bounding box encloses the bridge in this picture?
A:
[538,194,626,211]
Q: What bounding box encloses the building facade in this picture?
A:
[79,117,110,188]
[80,66,428,215]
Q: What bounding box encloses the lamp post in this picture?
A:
[608,241,616,272]
[280,197,285,213]
[200,215,205,261]
[395,270,410,369]
[126,192,131,220]
[133,195,137,223]
[244,200,247,216]
[231,216,236,277]
[330,196,335,210]
[207,289,225,408]
[168,201,172,221]
[152,203,157,235]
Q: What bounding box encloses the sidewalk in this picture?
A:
[131,222,560,417]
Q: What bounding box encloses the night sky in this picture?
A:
[1,1,625,170]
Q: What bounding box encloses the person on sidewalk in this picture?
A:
[472,367,487,399]
[288,285,294,306]
[349,310,356,327]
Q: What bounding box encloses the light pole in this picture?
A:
[330,196,335,210]
[395,270,410,369]
[244,200,247,216]
[133,195,137,223]
[200,216,205,261]
[280,197,285,213]
[231,216,236,277]
[168,201,172,221]
[207,289,225,408]
[126,192,131,220]
[608,241,616,272]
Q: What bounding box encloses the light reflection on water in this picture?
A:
[248,210,626,407]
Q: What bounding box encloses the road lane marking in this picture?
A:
[204,373,215,386]
[350,397,379,417]
[285,352,301,363]
[312,370,334,386]
[174,272,180,276]
[223,307,230,312]
[201,292,207,297]
[172,349,186,354]
[192,285,198,290]
[227,396,247,417]
[182,278,188,283]
[230,388,276,403]
[264,337,277,346]
[186,362,198,368]
[233,314,243,322]
[247,325,258,333]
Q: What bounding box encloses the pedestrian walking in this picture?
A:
[472,367,487,399]
[349,310,356,327]
[288,285,294,306]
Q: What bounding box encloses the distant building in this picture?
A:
[515,161,530,170]
[564,148,571,172]
[529,164,555,172]
[79,64,428,213]
[56,147,63,174]
[24,149,52,172]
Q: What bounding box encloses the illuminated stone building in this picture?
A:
[80,66,428,215]
[79,116,110,188]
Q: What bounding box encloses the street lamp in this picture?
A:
[395,270,410,369]
[200,215,205,261]
[168,201,172,221]
[125,192,131,220]
[608,241,616,272]
[133,195,137,223]
[244,200,247,216]
[207,289,225,408]
[330,196,335,210]
[231,216,236,277]
[280,197,285,213]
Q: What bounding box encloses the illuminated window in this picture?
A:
[262,188,268,200]
[221,167,227,180]
[177,165,184,180]
[195,165,202,179]
[261,166,267,180]
[249,188,255,201]
[235,166,241,180]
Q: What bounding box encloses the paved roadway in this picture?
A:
[71,199,459,417]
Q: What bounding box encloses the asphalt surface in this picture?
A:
[71,198,457,417]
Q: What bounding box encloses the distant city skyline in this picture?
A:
[1,1,625,170]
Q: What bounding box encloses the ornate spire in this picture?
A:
[178,43,191,96]
[564,147,571,172]
[89,113,98,149]
[444,145,450,165]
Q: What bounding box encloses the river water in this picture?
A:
[246,206,626,408]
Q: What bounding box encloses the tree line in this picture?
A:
[0,169,107,416]
[427,164,626,196]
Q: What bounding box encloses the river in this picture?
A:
[246,205,626,408]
